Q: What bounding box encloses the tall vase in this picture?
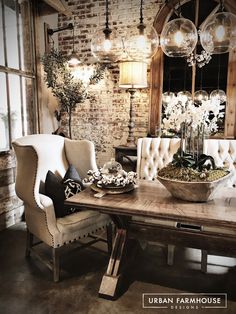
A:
[180,122,205,161]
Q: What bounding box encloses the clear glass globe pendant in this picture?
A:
[177,91,192,102]
[194,90,209,104]
[160,18,198,57]
[200,12,236,54]
[162,91,175,105]
[125,24,159,62]
[210,89,227,104]
[91,28,122,63]
[91,0,122,63]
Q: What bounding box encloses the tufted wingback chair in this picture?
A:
[135,137,180,266]
[137,137,181,180]
[12,134,112,282]
[204,139,236,187]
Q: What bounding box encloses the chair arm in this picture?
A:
[39,194,60,235]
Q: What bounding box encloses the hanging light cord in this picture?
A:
[217,54,221,89]
[220,0,224,12]
[72,25,75,52]
[103,0,112,38]
[140,0,144,25]
[137,0,146,34]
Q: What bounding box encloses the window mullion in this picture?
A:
[15,0,22,71]
[2,1,12,147]
[16,0,25,135]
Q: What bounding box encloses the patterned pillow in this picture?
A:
[45,165,84,217]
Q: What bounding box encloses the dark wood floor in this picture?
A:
[0,222,235,314]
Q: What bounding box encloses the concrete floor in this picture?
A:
[0,222,236,314]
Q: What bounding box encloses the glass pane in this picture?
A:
[4,0,19,69]
[18,0,32,71]
[8,73,22,140]
[0,72,9,151]
[0,2,5,66]
[22,77,34,135]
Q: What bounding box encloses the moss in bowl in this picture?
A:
[157,151,231,202]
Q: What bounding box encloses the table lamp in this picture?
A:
[119,60,148,146]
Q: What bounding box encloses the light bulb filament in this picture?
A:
[215,25,226,42]
[174,31,184,46]
[103,39,112,52]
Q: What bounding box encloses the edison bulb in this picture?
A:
[103,39,112,52]
[91,29,123,63]
[68,52,81,68]
[200,12,236,54]
[215,25,226,42]
[160,18,198,57]
[174,31,184,47]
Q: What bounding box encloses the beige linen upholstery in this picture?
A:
[137,137,181,180]
[204,139,236,187]
[12,134,111,281]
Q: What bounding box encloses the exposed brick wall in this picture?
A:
[58,0,163,166]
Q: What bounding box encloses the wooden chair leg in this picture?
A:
[25,229,33,258]
[106,223,113,255]
[52,247,60,282]
[201,250,208,273]
[167,244,175,266]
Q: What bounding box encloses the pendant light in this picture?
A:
[124,0,159,62]
[210,54,227,104]
[177,60,192,102]
[162,91,175,106]
[200,1,236,54]
[194,68,208,104]
[177,91,192,102]
[162,70,175,105]
[161,17,198,58]
[68,23,81,67]
[91,0,122,63]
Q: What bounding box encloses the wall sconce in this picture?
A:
[119,61,148,147]
[47,22,80,67]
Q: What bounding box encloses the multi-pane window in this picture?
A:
[0,0,36,152]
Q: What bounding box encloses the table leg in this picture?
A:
[99,228,127,299]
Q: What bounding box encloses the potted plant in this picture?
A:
[42,48,106,139]
[157,95,230,202]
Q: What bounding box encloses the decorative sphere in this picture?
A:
[125,25,159,62]
[210,89,227,104]
[177,91,192,102]
[200,12,236,54]
[194,90,208,104]
[91,29,123,63]
[160,18,198,57]
[162,91,175,105]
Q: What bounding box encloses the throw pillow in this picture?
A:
[45,165,84,218]
[45,171,65,218]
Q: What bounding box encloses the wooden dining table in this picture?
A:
[65,181,236,299]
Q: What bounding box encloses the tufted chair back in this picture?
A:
[137,137,180,180]
[204,139,236,186]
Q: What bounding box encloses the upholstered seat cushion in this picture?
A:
[56,210,107,234]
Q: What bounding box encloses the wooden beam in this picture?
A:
[225,49,236,138]
[42,0,72,16]
[149,49,164,136]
